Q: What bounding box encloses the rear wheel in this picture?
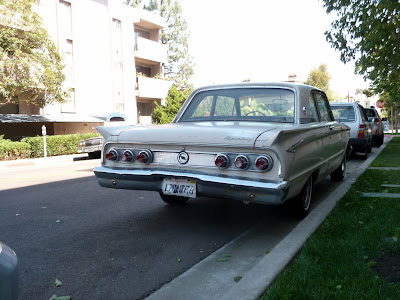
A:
[376,135,384,147]
[291,175,313,218]
[330,155,346,181]
[159,193,189,205]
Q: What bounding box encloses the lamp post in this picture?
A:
[41,125,47,158]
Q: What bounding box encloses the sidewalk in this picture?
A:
[0,153,89,169]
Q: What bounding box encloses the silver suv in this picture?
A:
[364,106,384,147]
[330,102,372,159]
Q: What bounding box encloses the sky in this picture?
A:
[179,0,369,98]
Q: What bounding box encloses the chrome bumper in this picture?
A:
[93,166,290,205]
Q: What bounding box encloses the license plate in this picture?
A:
[162,178,196,198]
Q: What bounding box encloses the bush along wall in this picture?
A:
[21,133,99,158]
[0,135,31,160]
[0,132,100,161]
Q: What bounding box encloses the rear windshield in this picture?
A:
[331,106,356,122]
[364,108,377,118]
[179,88,295,123]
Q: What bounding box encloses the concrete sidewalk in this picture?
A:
[147,136,393,300]
[0,153,89,169]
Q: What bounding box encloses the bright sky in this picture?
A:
[180,0,369,98]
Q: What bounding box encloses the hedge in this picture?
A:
[0,135,31,160]
[0,133,100,160]
[21,133,99,158]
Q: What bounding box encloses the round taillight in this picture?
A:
[234,155,249,169]
[215,154,229,168]
[255,155,273,171]
[136,150,153,164]
[105,149,118,161]
[121,150,134,162]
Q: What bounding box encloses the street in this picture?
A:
[0,153,369,299]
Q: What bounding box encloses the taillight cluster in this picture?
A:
[215,153,273,171]
[358,124,365,138]
[105,148,153,164]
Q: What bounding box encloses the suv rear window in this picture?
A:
[364,108,377,118]
[331,106,356,122]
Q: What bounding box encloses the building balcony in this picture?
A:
[134,37,167,64]
[136,76,171,100]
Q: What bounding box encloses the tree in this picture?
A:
[322,0,400,98]
[0,0,68,108]
[305,64,334,100]
[152,84,192,123]
[126,0,194,90]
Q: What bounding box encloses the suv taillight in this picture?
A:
[358,124,365,138]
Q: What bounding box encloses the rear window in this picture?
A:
[179,88,295,123]
[364,108,377,118]
[331,106,356,122]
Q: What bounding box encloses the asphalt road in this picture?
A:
[0,154,369,300]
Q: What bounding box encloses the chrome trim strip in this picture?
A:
[93,166,289,190]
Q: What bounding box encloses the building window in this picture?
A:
[136,65,152,77]
[61,39,73,84]
[59,1,72,39]
[62,88,75,113]
[134,27,150,39]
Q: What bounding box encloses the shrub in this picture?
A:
[21,132,99,158]
[0,135,31,160]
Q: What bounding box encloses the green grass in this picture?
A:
[371,136,400,167]
[262,137,400,300]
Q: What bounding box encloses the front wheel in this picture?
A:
[330,155,346,181]
[159,193,189,205]
[290,175,313,218]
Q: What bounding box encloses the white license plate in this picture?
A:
[161,178,196,198]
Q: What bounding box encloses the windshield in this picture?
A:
[179,88,295,123]
[331,106,356,122]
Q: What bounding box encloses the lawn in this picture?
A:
[261,137,400,299]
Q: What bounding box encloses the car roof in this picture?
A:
[190,82,323,95]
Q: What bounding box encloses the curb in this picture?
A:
[219,136,393,300]
[0,153,89,169]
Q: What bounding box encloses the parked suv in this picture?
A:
[331,102,372,159]
[364,106,384,147]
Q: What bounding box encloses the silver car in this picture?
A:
[94,83,350,216]
[330,102,372,159]
[364,107,384,147]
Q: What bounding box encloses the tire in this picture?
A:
[330,155,346,181]
[375,135,384,147]
[159,193,189,205]
[291,175,313,218]
[367,140,372,153]
[88,151,101,159]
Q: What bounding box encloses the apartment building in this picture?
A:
[0,0,170,139]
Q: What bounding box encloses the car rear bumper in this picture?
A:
[93,166,290,205]
[78,145,102,154]
[350,137,368,153]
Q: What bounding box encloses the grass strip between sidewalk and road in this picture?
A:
[261,137,400,299]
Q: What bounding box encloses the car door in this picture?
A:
[312,91,344,175]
